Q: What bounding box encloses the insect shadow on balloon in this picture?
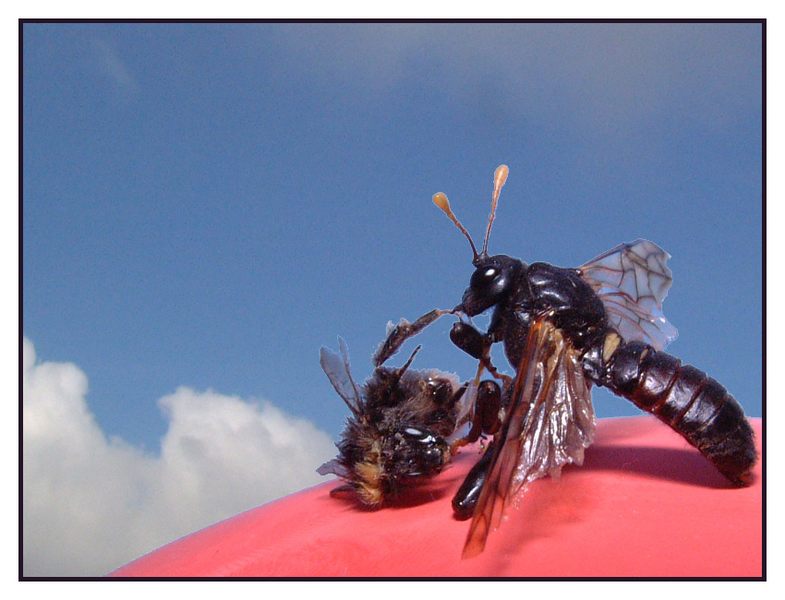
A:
[582,443,741,489]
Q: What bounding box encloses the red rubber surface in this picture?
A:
[111,416,762,578]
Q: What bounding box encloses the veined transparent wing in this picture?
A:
[319,337,363,418]
[462,318,595,558]
[579,239,678,351]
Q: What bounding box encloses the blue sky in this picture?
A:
[22,23,762,576]
[21,21,763,575]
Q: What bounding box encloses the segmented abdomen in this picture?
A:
[604,340,757,486]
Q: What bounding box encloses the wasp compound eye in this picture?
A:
[470,265,497,289]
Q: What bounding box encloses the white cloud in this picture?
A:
[22,337,336,577]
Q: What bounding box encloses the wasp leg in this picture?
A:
[452,440,497,520]
[482,357,513,386]
[450,321,490,360]
[451,321,512,386]
[374,308,456,367]
[450,380,502,449]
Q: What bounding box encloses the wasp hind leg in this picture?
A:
[452,439,497,520]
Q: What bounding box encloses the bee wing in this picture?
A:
[462,317,595,558]
[578,239,678,351]
[319,337,363,417]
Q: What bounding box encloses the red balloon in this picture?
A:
[112,416,762,578]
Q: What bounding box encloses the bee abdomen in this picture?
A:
[603,339,757,486]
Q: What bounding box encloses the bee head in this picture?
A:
[345,424,450,507]
[389,425,451,481]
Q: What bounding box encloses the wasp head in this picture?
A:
[460,254,524,316]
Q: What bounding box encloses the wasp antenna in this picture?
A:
[433,192,479,260]
[397,344,422,378]
[481,164,509,257]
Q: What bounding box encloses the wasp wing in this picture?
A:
[578,239,678,351]
[319,337,363,418]
[462,317,595,558]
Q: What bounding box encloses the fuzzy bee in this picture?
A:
[318,337,504,507]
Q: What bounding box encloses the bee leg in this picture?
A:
[329,484,357,498]
[452,439,497,520]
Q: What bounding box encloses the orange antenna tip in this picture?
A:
[494,164,509,190]
[432,192,451,214]
[432,192,479,260]
[481,164,510,257]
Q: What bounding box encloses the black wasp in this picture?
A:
[375,164,757,558]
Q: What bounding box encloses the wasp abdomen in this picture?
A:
[602,339,756,486]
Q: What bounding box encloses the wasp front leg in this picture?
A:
[374,309,454,366]
[450,321,491,360]
[450,322,512,386]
